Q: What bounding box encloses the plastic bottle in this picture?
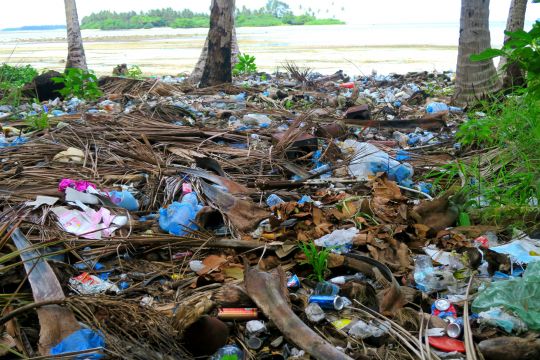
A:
[413,255,437,292]
[211,345,245,360]
[426,102,463,114]
[242,114,272,128]
[329,273,367,285]
[340,140,414,186]
[314,281,340,296]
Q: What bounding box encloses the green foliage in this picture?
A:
[423,81,455,97]
[427,96,540,228]
[284,99,294,109]
[0,64,38,87]
[126,65,143,79]
[25,111,49,131]
[298,241,331,282]
[81,1,345,30]
[0,64,38,106]
[52,68,102,101]
[170,16,209,28]
[471,20,540,99]
[233,53,257,76]
[304,19,345,25]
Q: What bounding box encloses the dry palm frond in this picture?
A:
[349,301,441,360]
[99,77,183,98]
[273,111,315,157]
[66,296,189,360]
[283,61,313,87]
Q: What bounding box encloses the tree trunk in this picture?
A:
[454,0,501,105]
[64,0,87,70]
[498,0,528,89]
[189,28,240,84]
[198,0,236,88]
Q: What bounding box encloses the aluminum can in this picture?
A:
[308,295,345,310]
[287,274,300,288]
[446,318,463,339]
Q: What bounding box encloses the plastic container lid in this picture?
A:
[428,336,466,353]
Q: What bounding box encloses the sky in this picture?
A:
[0,0,539,28]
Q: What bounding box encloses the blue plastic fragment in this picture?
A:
[109,190,139,211]
[396,150,411,161]
[297,195,313,205]
[50,328,105,359]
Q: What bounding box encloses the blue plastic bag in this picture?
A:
[50,328,105,359]
[159,193,201,236]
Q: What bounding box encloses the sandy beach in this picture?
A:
[0,23,507,76]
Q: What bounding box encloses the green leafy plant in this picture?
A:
[298,241,331,282]
[52,68,102,100]
[126,65,143,79]
[471,20,540,99]
[233,53,257,76]
[0,64,38,106]
[25,111,49,131]
[284,99,294,109]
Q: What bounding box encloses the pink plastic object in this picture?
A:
[182,182,193,194]
[58,179,97,192]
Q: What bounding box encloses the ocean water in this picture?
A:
[0,22,522,76]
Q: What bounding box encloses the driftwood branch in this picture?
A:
[244,262,357,360]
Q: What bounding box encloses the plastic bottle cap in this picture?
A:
[435,299,451,311]
[246,336,263,350]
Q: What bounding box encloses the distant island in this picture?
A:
[81,2,344,30]
[2,25,66,31]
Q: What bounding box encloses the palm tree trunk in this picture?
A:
[198,0,236,87]
[64,0,87,70]
[190,18,239,84]
[454,0,501,105]
[498,0,528,89]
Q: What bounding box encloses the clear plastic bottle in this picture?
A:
[414,255,436,292]
[426,102,462,114]
[314,281,340,296]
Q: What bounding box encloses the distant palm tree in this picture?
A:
[64,0,87,70]
[454,0,500,105]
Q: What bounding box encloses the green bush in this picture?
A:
[170,17,209,28]
[0,64,38,106]
[0,64,38,87]
[52,68,102,100]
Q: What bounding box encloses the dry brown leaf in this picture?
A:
[197,255,228,275]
